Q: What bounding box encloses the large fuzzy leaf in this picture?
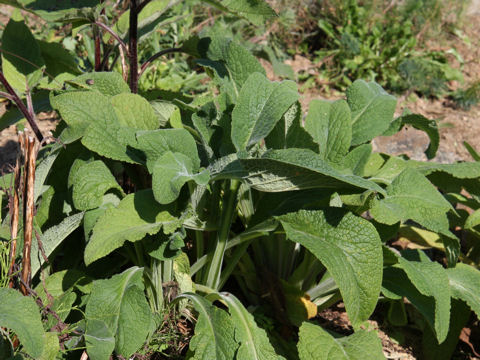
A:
[422,299,471,360]
[304,99,352,163]
[347,80,396,145]
[13,0,99,22]
[382,250,450,343]
[297,322,385,360]
[1,17,44,92]
[110,93,158,129]
[135,128,200,172]
[66,72,130,96]
[265,101,317,151]
[196,37,265,101]
[219,293,285,359]
[51,90,116,143]
[82,93,158,163]
[202,0,276,25]
[84,190,180,265]
[370,168,454,237]
[231,72,298,151]
[152,152,210,204]
[0,288,45,358]
[52,89,157,162]
[384,113,439,159]
[71,160,123,211]
[277,209,383,326]
[447,263,480,318]
[413,161,480,178]
[179,293,237,359]
[85,267,151,359]
[239,149,385,194]
[31,212,85,277]
[38,40,80,78]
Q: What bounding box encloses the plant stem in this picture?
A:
[129,0,139,93]
[137,0,154,14]
[94,28,101,71]
[218,239,253,289]
[0,91,14,101]
[163,259,173,283]
[93,22,129,55]
[95,0,105,71]
[134,242,144,267]
[205,180,240,290]
[0,73,43,142]
[138,47,183,78]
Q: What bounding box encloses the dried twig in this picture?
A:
[7,137,22,288]
[20,136,36,296]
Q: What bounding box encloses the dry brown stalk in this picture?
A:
[20,136,36,296]
[7,134,22,287]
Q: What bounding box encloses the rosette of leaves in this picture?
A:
[2,0,480,357]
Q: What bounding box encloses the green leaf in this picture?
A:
[422,299,471,360]
[340,144,372,176]
[85,267,151,359]
[1,18,45,92]
[463,141,480,161]
[152,152,210,204]
[84,190,180,265]
[465,209,480,233]
[135,128,200,172]
[219,292,284,360]
[31,212,84,277]
[231,72,298,151]
[34,146,60,203]
[297,322,385,360]
[304,99,352,163]
[383,250,451,343]
[370,168,454,237]
[150,100,179,128]
[202,0,276,25]
[83,194,121,240]
[17,0,99,22]
[397,114,439,159]
[197,37,265,101]
[38,332,60,360]
[179,293,238,359]
[346,80,397,145]
[51,90,117,143]
[277,209,383,326]
[79,93,159,163]
[413,161,480,179]
[239,149,385,194]
[38,40,81,78]
[0,288,45,358]
[265,101,317,151]
[447,263,480,318]
[111,93,158,129]
[66,72,130,96]
[82,122,140,163]
[71,160,123,211]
